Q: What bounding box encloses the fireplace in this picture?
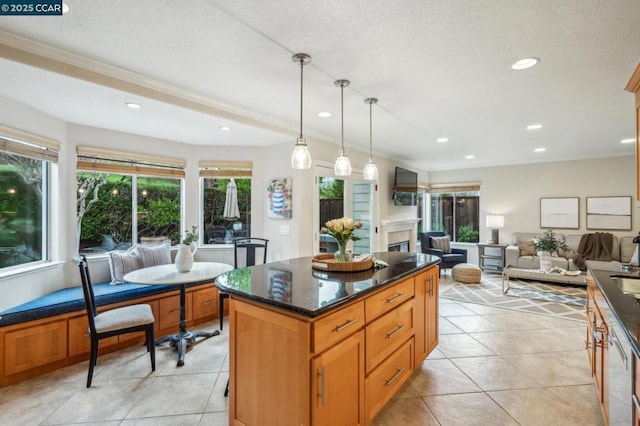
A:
[388,241,410,252]
[380,219,420,252]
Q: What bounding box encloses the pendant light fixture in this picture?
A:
[363,97,379,180]
[291,53,312,169]
[334,79,352,176]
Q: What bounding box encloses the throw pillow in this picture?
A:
[430,236,451,254]
[109,247,142,285]
[138,239,172,267]
[518,237,535,256]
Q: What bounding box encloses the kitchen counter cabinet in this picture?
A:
[217,252,440,426]
[586,270,609,420]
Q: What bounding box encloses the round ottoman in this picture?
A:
[452,263,481,284]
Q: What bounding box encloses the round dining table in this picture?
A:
[124,262,233,366]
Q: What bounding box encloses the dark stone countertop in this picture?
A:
[214,252,440,318]
[587,261,640,358]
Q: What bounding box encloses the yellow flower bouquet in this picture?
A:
[321,217,362,262]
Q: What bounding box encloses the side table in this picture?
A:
[477,243,508,273]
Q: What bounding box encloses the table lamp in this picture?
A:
[486,215,504,244]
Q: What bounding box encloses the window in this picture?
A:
[0,125,58,269]
[77,147,184,254]
[200,161,252,245]
[427,182,480,242]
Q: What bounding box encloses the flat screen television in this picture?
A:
[393,167,418,206]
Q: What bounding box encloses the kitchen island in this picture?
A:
[215,252,440,426]
[585,261,640,425]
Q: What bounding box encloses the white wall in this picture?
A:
[429,156,638,246]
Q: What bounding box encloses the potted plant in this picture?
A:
[531,229,571,271]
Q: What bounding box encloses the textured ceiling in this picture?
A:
[0,0,639,170]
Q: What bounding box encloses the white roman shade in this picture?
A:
[77,146,185,178]
[199,160,253,178]
[0,124,60,162]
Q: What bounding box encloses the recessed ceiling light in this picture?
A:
[527,124,543,130]
[512,57,540,70]
[62,2,69,13]
[534,147,546,152]
[436,137,449,143]
[317,112,332,118]
[125,102,141,109]
[621,138,636,144]
[465,155,474,160]
[219,126,231,131]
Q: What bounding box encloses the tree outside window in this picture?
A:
[0,152,45,268]
[430,191,480,242]
[77,173,181,253]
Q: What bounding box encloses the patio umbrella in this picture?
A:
[223,178,240,220]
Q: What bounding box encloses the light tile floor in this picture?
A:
[0,298,604,425]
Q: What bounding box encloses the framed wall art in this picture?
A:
[586,196,632,230]
[540,197,579,229]
[267,177,292,219]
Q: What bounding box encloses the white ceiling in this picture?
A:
[0,0,639,170]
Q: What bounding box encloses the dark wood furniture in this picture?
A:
[78,255,155,387]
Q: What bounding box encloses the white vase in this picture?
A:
[538,251,552,271]
[175,243,197,272]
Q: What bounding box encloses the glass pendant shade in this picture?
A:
[334,79,351,176]
[334,151,352,176]
[291,138,312,169]
[291,53,312,169]
[363,97,379,181]
[363,159,379,180]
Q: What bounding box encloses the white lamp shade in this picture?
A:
[486,214,504,228]
[363,159,379,180]
[334,152,352,176]
[291,139,312,169]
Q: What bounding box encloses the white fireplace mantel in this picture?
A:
[380,218,421,252]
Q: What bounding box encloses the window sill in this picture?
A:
[0,260,65,281]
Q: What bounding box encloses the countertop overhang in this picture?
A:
[215,252,440,318]
[587,261,640,357]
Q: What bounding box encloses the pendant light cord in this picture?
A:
[340,84,345,153]
[299,59,303,139]
[369,102,373,158]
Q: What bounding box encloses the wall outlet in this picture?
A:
[280,225,291,236]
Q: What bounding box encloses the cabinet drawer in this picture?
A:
[192,287,218,320]
[365,278,414,322]
[68,315,118,357]
[5,320,67,375]
[158,294,192,330]
[313,301,365,354]
[365,299,414,373]
[365,337,413,422]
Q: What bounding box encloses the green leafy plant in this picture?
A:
[181,225,199,245]
[457,225,479,242]
[532,229,571,253]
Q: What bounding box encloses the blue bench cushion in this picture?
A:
[0,281,207,327]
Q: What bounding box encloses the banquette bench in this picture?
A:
[0,279,223,387]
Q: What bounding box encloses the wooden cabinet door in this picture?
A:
[4,320,67,375]
[312,330,365,426]
[426,267,439,354]
[414,266,439,366]
[192,286,218,320]
[68,315,118,357]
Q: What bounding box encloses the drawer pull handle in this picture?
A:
[335,318,358,332]
[632,394,640,412]
[386,325,405,339]
[386,293,404,304]
[201,301,214,306]
[170,309,181,314]
[385,368,405,386]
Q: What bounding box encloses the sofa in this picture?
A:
[505,232,637,271]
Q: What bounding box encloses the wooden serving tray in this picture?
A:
[311,254,374,272]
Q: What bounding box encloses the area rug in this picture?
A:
[440,273,587,321]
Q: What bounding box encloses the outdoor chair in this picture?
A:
[78,255,156,387]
